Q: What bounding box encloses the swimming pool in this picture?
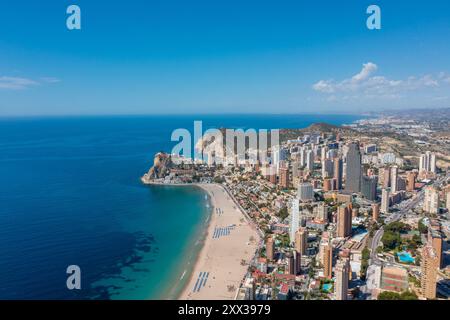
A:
[322,283,333,292]
[397,251,415,263]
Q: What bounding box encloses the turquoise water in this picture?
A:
[0,114,361,299]
[322,283,333,292]
[397,251,415,264]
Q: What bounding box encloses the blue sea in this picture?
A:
[0,114,361,299]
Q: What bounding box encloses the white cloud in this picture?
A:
[0,75,60,90]
[312,62,447,100]
[351,62,377,82]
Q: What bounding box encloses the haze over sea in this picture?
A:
[0,114,361,299]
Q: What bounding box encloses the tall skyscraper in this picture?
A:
[293,250,301,275]
[421,245,438,299]
[429,231,443,269]
[381,166,391,188]
[337,205,352,238]
[290,199,300,243]
[419,151,437,173]
[295,227,308,256]
[279,166,289,189]
[361,175,378,201]
[446,188,450,211]
[335,258,350,300]
[322,159,334,178]
[306,150,314,172]
[315,203,328,222]
[390,166,399,193]
[423,186,439,214]
[381,188,390,214]
[372,203,380,222]
[345,142,362,193]
[266,236,275,261]
[287,252,295,275]
[322,240,333,279]
[406,171,417,192]
[333,157,343,190]
[297,182,314,202]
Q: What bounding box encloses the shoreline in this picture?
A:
[178,183,260,300]
[144,180,261,300]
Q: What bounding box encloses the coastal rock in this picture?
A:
[142,152,173,182]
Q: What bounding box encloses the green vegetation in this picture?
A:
[276,207,289,221]
[278,233,291,248]
[418,218,428,234]
[360,247,370,280]
[381,222,411,251]
[213,176,225,183]
[378,291,418,300]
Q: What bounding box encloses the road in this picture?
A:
[370,174,448,265]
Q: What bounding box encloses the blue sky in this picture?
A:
[1,0,450,115]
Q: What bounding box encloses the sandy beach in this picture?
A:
[179,183,260,300]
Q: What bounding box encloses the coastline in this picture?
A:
[145,180,261,300]
[178,183,260,300]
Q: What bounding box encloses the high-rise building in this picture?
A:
[323,178,332,191]
[322,159,334,178]
[429,231,443,269]
[361,175,378,201]
[315,203,328,222]
[381,188,390,214]
[406,171,417,192]
[446,187,450,211]
[345,142,362,193]
[279,166,289,189]
[290,199,300,243]
[306,150,314,172]
[322,241,333,279]
[287,252,295,275]
[446,188,450,211]
[297,182,314,202]
[421,245,438,299]
[381,166,391,189]
[266,236,275,261]
[423,186,439,214]
[293,250,301,275]
[372,203,380,222]
[295,227,308,256]
[335,258,350,300]
[419,151,437,173]
[390,166,399,193]
[333,157,343,190]
[337,205,352,238]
